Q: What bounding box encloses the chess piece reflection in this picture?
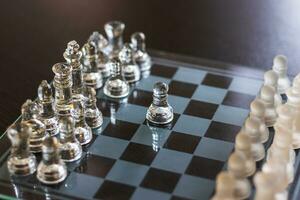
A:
[104,21,125,59]
[7,123,37,176]
[37,136,67,185]
[147,122,170,152]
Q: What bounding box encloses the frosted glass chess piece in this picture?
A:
[37,136,67,185]
[59,116,82,162]
[52,62,73,116]
[63,40,85,102]
[254,172,276,200]
[37,80,58,136]
[131,32,152,77]
[211,172,236,200]
[272,55,290,94]
[7,123,37,176]
[292,114,300,149]
[88,32,110,78]
[103,58,130,98]
[119,43,141,83]
[83,86,103,129]
[234,133,256,176]
[242,117,265,161]
[257,85,278,127]
[81,41,103,89]
[146,82,174,125]
[72,99,92,145]
[286,74,300,112]
[227,152,251,200]
[104,21,125,59]
[263,70,282,106]
[21,99,48,153]
[249,99,269,143]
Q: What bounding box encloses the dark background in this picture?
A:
[0,0,299,133]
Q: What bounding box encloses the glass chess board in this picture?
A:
[0,52,299,200]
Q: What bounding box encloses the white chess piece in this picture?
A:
[263,70,282,107]
[286,74,300,112]
[211,171,236,200]
[234,133,256,177]
[254,172,276,200]
[272,55,290,94]
[249,99,269,143]
[227,152,251,200]
[293,114,300,149]
[258,85,278,127]
[243,117,265,161]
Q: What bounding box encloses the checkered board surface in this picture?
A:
[0,58,299,200]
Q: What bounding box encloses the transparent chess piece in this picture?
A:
[37,80,58,136]
[7,123,37,176]
[211,172,236,200]
[72,99,93,145]
[52,62,73,116]
[21,99,48,153]
[83,86,103,129]
[81,41,103,89]
[119,43,141,83]
[146,82,174,125]
[254,172,276,200]
[272,55,291,94]
[88,31,110,78]
[63,40,85,102]
[131,32,152,76]
[37,136,67,185]
[286,73,300,111]
[59,116,82,162]
[104,21,125,59]
[103,58,130,98]
[263,70,282,107]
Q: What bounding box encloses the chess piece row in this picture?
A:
[212,55,299,200]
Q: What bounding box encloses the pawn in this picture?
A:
[21,99,48,153]
[286,74,300,111]
[146,82,174,125]
[103,58,130,98]
[292,114,300,149]
[258,85,278,127]
[37,136,67,184]
[7,123,37,176]
[72,99,93,145]
[254,172,276,200]
[227,152,251,200]
[131,32,152,73]
[263,70,282,107]
[249,99,269,143]
[83,86,103,128]
[81,41,103,89]
[119,43,141,83]
[37,80,59,136]
[234,133,256,177]
[243,117,265,161]
[59,116,82,162]
[272,55,290,94]
[211,171,236,200]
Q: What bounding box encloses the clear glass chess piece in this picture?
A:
[37,136,67,185]
[104,21,125,59]
[146,82,174,125]
[37,80,59,136]
[7,123,37,176]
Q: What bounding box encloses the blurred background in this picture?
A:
[0,0,299,132]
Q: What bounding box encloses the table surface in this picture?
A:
[0,0,299,133]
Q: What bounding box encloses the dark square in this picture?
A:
[151,64,178,78]
[120,142,158,165]
[222,91,255,109]
[97,99,120,117]
[185,156,224,179]
[143,113,180,129]
[140,168,181,193]
[202,73,232,89]
[103,120,139,140]
[184,100,218,119]
[171,196,192,200]
[164,131,201,154]
[128,89,153,107]
[94,180,135,200]
[205,121,240,142]
[168,80,198,98]
[75,154,115,178]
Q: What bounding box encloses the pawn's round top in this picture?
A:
[260,85,275,102]
[118,43,133,64]
[21,99,40,119]
[244,117,260,134]
[38,80,52,101]
[250,99,265,117]
[104,21,125,37]
[273,55,288,72]
[235,132,252,150]
[58,116,74,133]
[153,82,169,96]
[264,70,278,86]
